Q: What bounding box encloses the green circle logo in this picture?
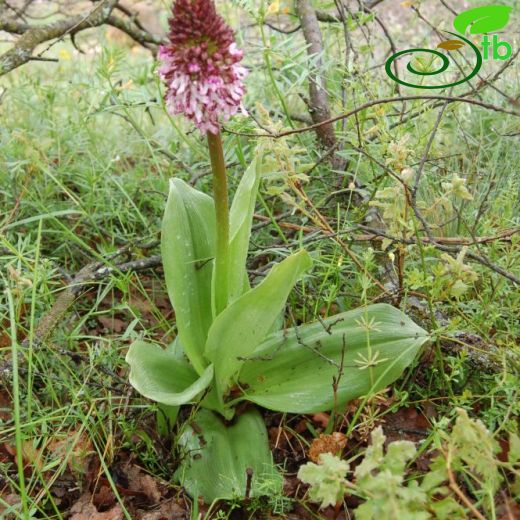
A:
[385,32,483,89]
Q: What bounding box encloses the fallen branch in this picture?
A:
[254,214,518,244]
[0,248,160,383]
[3,220,513,383]
[252,213,520,284]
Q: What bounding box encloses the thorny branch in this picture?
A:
[228,88,520,286]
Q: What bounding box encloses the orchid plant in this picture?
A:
[126,0,430,504]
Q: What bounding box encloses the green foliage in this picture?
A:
[298,426,459,518]
[353,427,461,520]
[126,340,214,406]
[297,453,350,509]
[299,407,520,518]
[175,408,282,503]
[161,179,216,375]
[125,145,429,415]
[238,304,429,413]
[438,248,479,299]
[205,249,312,402]
[2,1,519,517]
[227,141,262,303]
[126,146,427,498]
[436,408,502,512]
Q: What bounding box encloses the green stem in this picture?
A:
[207,130,229,315]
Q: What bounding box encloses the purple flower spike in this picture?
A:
[158,0,247,134]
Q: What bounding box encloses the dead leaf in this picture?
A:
[308,432,347,463]
[47,431,94,475]
[497,498,520,520]
[269,426,294,450]
[437,39,466,51]
[0,320,11,347]
[0,390,11,421]
[312,412,330,429]
[383,407,430,438]
[97,316,127,333]
[139,500,188,520]
[125,464,161,503]
[127,293,153,314]
[4,441,44,472]
[70,493,123,520]
[383,407,433,471]
[92,483,117,510]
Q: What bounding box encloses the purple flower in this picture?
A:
[158,0,247,134]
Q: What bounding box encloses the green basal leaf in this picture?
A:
[156,404,180,436]
[237,304,429,413]
[453,5,512,35]
[175,408,282,502]
[204,250,312,398]
[228,154,261,302]
[162,178,216,374]
[126,340,214,406]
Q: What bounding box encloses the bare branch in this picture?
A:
[315,10,341,23]
[0,17,30,34]
[225,95,520,139]
[316,0,386,22]
[106,14,164,47]
[296,0,337,150]
[0,0,163,76]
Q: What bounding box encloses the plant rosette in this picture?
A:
[126,0,430,504]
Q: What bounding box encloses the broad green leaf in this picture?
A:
[237,304,429,413]
[126,340,214,406]
[162,178,215,374]
[204,250,312,397]
[453,6,512,35]
[165,335,185,358]
[175,408,282,502]
[228,155,261,302]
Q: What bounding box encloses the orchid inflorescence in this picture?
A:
[158,0,247,134]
